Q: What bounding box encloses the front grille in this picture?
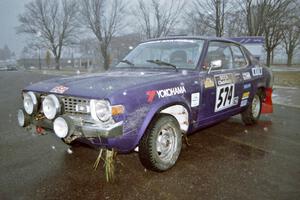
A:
[61,96,90,114]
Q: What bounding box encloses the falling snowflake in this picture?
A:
[194,80,199,84]
[244,130,248,134]
[182,70,188,75]
[76,70,80,75]
[51,145,56,150]
[263,127,268,132]
[140,72,145,75]
[180,82,185,86]
[67,148,73,154]
[123,91,127,96]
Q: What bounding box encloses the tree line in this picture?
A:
[0,45,15,61]
[17,0,300,69]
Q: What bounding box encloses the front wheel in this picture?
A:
[138,115,182,172]
[241,90,262,125]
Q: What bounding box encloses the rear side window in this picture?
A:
[231,45,247,68]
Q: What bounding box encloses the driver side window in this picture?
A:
[204,41,233,70]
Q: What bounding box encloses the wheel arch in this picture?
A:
[135,99,191,149]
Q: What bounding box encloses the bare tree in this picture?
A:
[225,10,247,36]
[80,0,125,70]
[282,3,300,66]
[238,0,294,66]
[184,9,214,36]
[133,0,185,39]
[262,0,293,66]
[0,45,12,60]
[187,0,229,37]
[17,0,79,70]
[283,23,300,66]
[239,0,265,36]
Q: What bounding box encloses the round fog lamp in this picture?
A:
[23,92,38,115]
[42,94,61,120]
[17,109,30,127]
[53,117,69,138]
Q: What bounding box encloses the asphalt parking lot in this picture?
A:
[0,71,300,200]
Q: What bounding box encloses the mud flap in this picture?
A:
[262,88,273,114]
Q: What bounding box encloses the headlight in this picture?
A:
[90,100,112,122]
[42,94,61,120]
[23,91,38,115]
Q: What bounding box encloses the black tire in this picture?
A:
[138,114,182,172]
[241,90,263,125]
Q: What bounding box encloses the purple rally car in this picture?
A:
[17,36,273,172]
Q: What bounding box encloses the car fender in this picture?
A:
[133,95,192,148]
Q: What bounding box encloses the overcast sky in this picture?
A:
[0,0,31,56]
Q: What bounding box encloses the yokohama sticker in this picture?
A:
[50,85,69,94]
[146,86,186,103]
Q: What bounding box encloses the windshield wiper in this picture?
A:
[146,59,178,71]
[120,59,134,66]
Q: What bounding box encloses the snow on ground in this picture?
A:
[271,66,300,72]
[272,87,300,108]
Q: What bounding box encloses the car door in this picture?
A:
[230,44,253,109]
[197,41,244,126]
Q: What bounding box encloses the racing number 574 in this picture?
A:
[215,84,234,112]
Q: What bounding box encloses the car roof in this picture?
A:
[144,36,241,45]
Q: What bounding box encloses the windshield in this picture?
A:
[116,39,205,70]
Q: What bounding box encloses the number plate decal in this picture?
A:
[215,84,235,112]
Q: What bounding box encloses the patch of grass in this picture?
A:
[93,148,117,183]
[273,71,300,87]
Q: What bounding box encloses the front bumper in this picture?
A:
[81,120,123,138]
[17,109,123,143]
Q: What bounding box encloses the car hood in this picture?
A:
[24,70,182,99]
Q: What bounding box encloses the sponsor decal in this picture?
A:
[240,99,248,107]
[243,83,251,89]
[214,73,234,86]
[233,96,239,106]
[50,85,69,94]
[242,91,250,99]
[234,73,242,82]
[215,83,236,112]
[242,72,251,80]
[252,66,263,76]
[191,93,200,107]
[146,86,186,103]
[204,77,215,88]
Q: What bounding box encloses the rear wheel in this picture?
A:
[241,90,262,125]
[139,115,182,172]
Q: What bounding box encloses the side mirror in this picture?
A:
[208,59,222,74]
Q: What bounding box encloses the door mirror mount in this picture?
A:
[208,60,222,74]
